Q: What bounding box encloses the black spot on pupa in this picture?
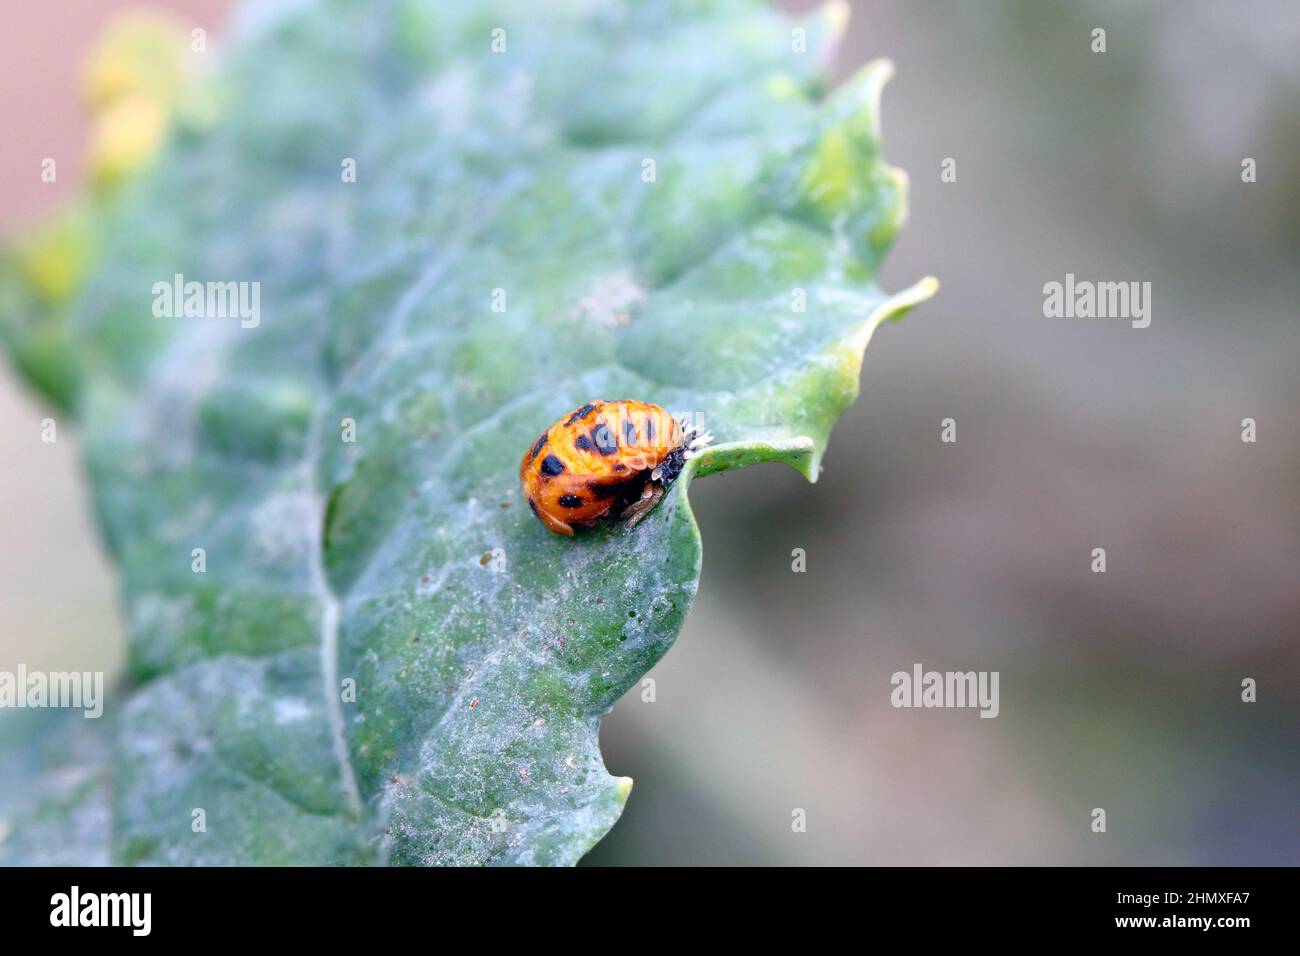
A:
[530,433,548,459]
[540,454,565,477]
[558,494,584,508]
[566,403,597,425]
[586,477,636,499]
[591,471,649,510]
[645,417,655,443]
[573,434,594,452]
[590,423,617,455]
[623,419,638,447]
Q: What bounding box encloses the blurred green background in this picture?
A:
[1,0,1296,865]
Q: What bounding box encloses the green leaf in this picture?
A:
[0,0,933,865]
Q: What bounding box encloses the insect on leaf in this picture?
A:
[0,0,934,865]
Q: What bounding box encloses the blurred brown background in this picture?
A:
[2,1,1297,865]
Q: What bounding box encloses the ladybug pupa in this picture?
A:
[519,400,712,536]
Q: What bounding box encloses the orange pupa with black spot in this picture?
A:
[519,399,710,536]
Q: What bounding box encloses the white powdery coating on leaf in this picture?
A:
[571,272,646,328]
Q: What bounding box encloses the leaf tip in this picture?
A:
[851,274,939,351]
[614,776,634,803]
[867,56,896,87]
[814,274,938,476]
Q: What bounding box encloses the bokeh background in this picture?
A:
[1,1,1296,865]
